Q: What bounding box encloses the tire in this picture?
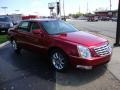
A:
[11,40,21,53]
[49,49,69,72]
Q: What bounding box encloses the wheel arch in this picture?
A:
[48,46,69,59]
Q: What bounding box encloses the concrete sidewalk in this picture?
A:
[88,31,120,81]
[0,41,10,48]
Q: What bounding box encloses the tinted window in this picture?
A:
[41,20,78,34]
[18,21,29,32]
[30,22,40,31]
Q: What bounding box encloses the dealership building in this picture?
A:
[95,10,118,18]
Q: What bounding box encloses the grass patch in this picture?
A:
[0,35,8,44]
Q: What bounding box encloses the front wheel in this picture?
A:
[50,49,69,72]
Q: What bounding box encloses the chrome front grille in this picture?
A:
[94,43,112,56]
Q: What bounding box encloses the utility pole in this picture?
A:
[86,1,88,13]
[1,7,8,15]
[63,0,65,20]
[56,0,61,19]
[59,0,61,18]
[114,0,120,46]
[79,5,81,14]
[110,0,112,11]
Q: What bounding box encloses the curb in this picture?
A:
[0,41,10,48]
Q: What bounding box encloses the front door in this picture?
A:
[16,21,31,49]
[26,21,48,53]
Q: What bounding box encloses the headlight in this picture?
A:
[77,45,91,59]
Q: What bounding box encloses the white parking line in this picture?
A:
[0,41,10,48]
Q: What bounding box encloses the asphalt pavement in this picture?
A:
[68,19,117,39]
[0,43,120,90]
[0,44,56,90]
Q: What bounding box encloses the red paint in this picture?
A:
[8,19,112,68]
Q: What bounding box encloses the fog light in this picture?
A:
[76,65,92,70]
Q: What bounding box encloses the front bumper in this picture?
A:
[69,54,111,69]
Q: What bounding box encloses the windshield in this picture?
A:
[41,20,78,34]
[0,17,11,22]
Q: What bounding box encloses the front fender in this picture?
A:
[49,38,79,57]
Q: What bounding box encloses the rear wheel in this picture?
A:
[49,49,69,72]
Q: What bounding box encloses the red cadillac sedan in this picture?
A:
[8,19,112,72]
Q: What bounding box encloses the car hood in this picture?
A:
[55,31,107,47]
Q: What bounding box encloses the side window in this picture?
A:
[30,22,40,32]
[18,21,29,32]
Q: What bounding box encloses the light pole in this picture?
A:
[1,7,8,15]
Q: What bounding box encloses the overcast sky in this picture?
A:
[0,0,119,16]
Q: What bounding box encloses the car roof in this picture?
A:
[23,18,58,22]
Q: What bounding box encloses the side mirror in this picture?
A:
[32,29,42,34]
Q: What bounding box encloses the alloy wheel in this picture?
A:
[51,52,65,70]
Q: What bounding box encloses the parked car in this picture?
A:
[87,16,98,22]
[101,17,110,21]
[111,17,117,22]
[0,16,13,34]
[8,19,112,72]
[78,16,88,20]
